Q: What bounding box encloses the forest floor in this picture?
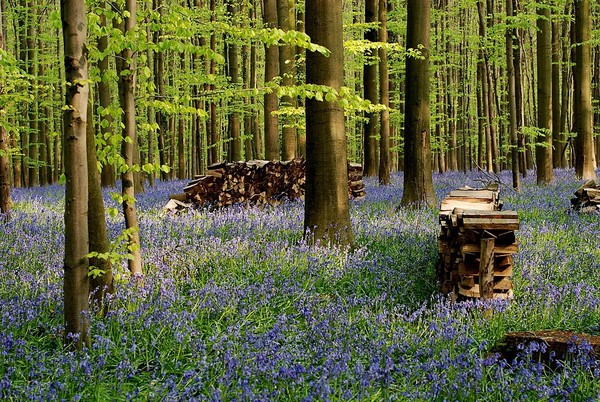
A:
[1,168,599,401]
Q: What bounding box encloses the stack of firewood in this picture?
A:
[571,180,600,214]
[164,158,366,211]
[437,186,519,300]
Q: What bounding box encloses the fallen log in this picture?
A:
[492,330,600,367]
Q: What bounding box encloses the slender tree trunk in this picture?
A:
[241,1,253,161]
[536,3,554,184]
[0,3,12,216]
[226,1,242,162]
[116,0,143,276]
[378,0,390,185]
[551,18,562,169]
[26,0,38,187]
[153,0,168,180]
[278,0,296,160]
[98,0,116,187]
[86,103,113,314]
[250,2,261,159]
[61,0,90,349]
[263,0,279,160]
[559,0,572,169]
[304,0,353,246]
[573,0,596,180]
[401,0,435,207]
[513,1,527,176]
[506,0,520,189]
[363,0,378,177]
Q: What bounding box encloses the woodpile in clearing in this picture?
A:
[164,158,366,211]
[571,180,600,214]
[437,185,519,300]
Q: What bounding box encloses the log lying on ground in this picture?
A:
[492,330,600,367]
[571,180,600,214]
[165,158,366,211]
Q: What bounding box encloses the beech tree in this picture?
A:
[363,0,379,177]
[0,1,12,216]
[304,0,353,246]
[401,0,435,207]
[116,0,143,275]
[262,0,279,160]
[61,0,91,348]
[536,2,554,184]
[573,0,597,180]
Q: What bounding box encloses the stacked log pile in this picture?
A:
[437,186,519,300]
[571,180,600,214]
[166,158,366,210]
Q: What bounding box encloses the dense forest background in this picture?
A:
[0,0,598,191]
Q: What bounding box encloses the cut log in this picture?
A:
[437,185,519,301]
[493,330,600,366]
[169,158,366,210]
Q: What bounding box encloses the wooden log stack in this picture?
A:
[165,158,366,210]
[437,186,519,300]
[571,180,600,214]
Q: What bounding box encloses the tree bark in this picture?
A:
[86,103,113,313]
[0,3,12,216]
[506,0,520,189]
[26,0,38,188]
[61,0,91,349]
[378,0,390,185]
[117,0,143,276]
[401,0,435,207]
[97,0,116,187]
[573,0,596,180]
[262,0,279,160]
[226,1,242,162]
[278,0,296,160]
[536,3,554,184]
[363,0,378,177]
[304,0,354,246]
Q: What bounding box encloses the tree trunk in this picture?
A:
[117,0,143,276]
[551,18,561,169]
[26,0,38,187]
[573,0,596,180]
[536,3,554,184]
[304,0,353,246]
[558,0,571,169]
[226,1,242,162]
[401,0,435,207]
[98,0,116,187]
[153,0,168,180]
[61,0,90,349]
[278,0,296,160]
[506,0,520,189]
[378,0,390,185]
[0,3,12,216]
[263,0,279,160]
[86,103,113,314]
[363,0,378,177]
[513,2,527,177]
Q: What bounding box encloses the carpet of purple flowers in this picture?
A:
[1,169,599,401]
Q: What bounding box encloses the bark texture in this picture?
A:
[117,0,143,275]
[401,0,436,207]
[304,0,354,246]
[61,0,90,348]
[536,4,554,184]
[573,0,597,180]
